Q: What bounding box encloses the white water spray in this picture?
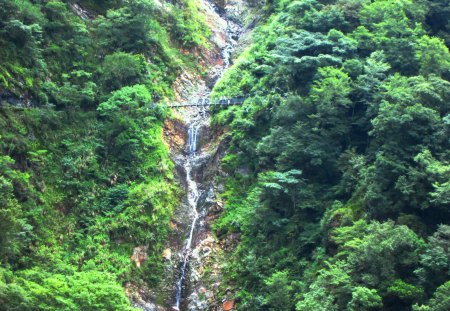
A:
[174,123,202,310]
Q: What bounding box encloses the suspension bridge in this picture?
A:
[165,96,247,108]
[1,95,249,109]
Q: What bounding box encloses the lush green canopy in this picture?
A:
[212,0,450,310]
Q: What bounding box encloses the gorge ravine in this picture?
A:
[168,1,243,310]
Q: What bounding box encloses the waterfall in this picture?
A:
[172,1,242,309]
[174,123,202,310]
[188,124,201,155]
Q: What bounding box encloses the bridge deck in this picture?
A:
[166,97,247,108]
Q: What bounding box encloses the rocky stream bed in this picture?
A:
[130,1,249,310]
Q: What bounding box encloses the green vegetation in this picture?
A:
[1,0,449,310]
[0,0,210,309]
[212,0,450,310]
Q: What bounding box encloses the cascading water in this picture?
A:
[174,123,202,310]
[172,1,242,310]
[188,124,200,155]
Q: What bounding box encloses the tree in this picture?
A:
[1,269,137,311]
[357,73,447,214]
[0,176,21,259]
[309,66,352,140]
[97,85,166,178]
[413,281,450,311]
[100,52,148,93]
[296,262,352,311]
[0,156,28,260]
[286,0,348,33]
[413,150,450,208]
[353,0,427,74]
[264,271,295,310]
[269,30,341,90]
[347,286,382,311]
[416,35,450,77]
[97,84,151,116]
[93,0,157,54]
[425,0,450,46]
[330,220,425,307]
[260,170,303,207]
[43,70,97,108]
[416,225,450,290]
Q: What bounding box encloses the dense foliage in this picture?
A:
[212,0,450,310]
[0,0,210,309]
[2,0,449,310]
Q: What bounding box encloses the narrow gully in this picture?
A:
[171,2,242,309]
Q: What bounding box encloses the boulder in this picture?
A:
[223,300,235,310]
[163,248,172,261]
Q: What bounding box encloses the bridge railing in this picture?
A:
[163,95,249,108]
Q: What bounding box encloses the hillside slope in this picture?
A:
[0,0,214,309]
[210,0,450,310]
[1,0,449,310]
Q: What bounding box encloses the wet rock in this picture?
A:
[126,283,167,311]
[200,1,228,49]
[206,65,225,89]
[208,201,224,216]
[188,291,209,311]
[191,152,213,178]
[197,123,215,151]
[134,301,167,311]
[69,3,95,21]
[0,91,37,107]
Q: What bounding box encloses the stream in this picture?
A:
[171,1,242,310]
[174,122,202,310]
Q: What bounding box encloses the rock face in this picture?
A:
[163,248,172,261]
[131,246,149,268]
[68,3,95,21]
[213,0,227,10]
[164,118,187,154]
[126,283,167,311]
